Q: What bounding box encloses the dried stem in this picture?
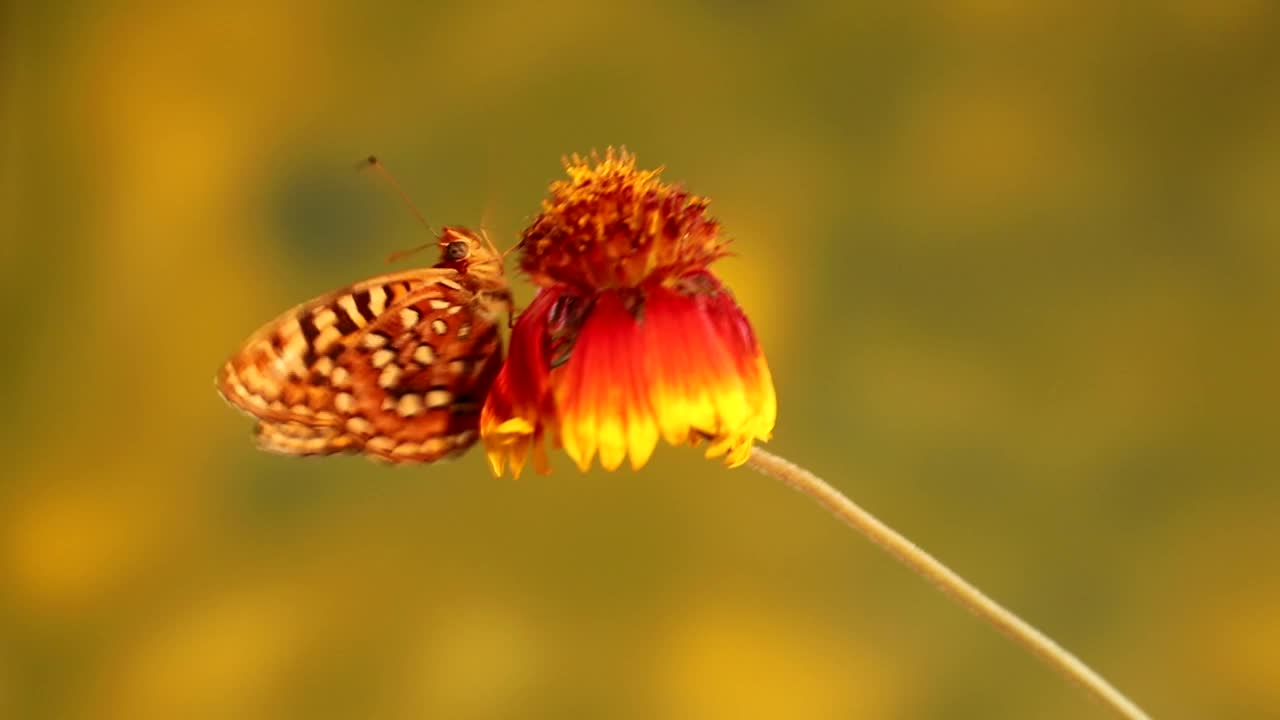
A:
[746,446,1151,720]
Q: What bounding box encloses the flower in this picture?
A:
[481,149,776,477]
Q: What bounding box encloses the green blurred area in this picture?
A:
[2,1,1278,718]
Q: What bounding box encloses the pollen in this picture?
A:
[519,148,729,290]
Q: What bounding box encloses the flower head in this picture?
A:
[481,150,775,477]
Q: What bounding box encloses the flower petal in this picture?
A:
[482,274,775,475]
[553,291,657,472]
[479,287,563,478]
[640,274,776,468]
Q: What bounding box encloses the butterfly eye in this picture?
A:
[445,241,470,261]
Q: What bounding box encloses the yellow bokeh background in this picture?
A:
[3,1,1278,718]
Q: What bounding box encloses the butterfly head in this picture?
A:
[436,226,506,286]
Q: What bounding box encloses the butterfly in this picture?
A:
[216,226,512,463]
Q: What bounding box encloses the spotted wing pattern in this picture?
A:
[217,270,504,463]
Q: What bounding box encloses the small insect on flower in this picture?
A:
[481,149,777,477]
[217,209,513,463]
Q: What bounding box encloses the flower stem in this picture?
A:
[745,446,1151,720]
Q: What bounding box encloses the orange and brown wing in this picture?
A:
[322,285,503,462]
[217,269,443,425]
[217,271,503,463]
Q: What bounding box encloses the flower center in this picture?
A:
[519,148,729,290]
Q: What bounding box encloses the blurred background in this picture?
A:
[3,1,1277,718]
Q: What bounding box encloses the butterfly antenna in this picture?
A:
[478,227,505,260]
[363,155,438,263]
[363,156,433,232]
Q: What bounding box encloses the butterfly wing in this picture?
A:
[323,284,503,462]
[218,269,444,424]
[217,270,503,462]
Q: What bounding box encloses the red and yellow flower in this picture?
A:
[481,150,776,476]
